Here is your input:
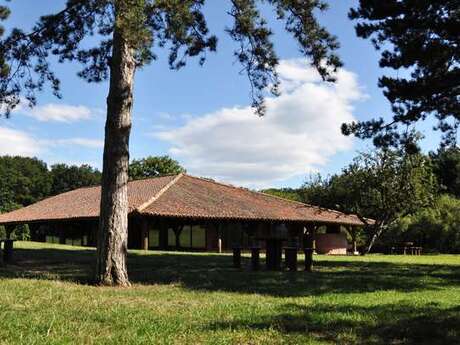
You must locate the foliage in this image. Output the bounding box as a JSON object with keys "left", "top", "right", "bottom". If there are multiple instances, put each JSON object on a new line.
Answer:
{"left": 302, "top": 148, "right": 437, "bottom": 253}
{"left": 0, "top": 3, "right": 10, "bottom": 80}
{"left": 261, "top": 187, "right": 302, "bottom": 202}
{"left": 0, "top": 0, "right": 342, "bottom": 117}
{"left": 430, "top": 146, "right": 460, "bottom": 198}
{"left": 0, "top": 156, "right": 52, "bottom": 211}
{"left": 50, "top": 163, "right": 101, "bottom": 195}
{"left": 128, "top": 155, "right": 185, "bottom": 180}
{"left": 1, "top": 242, "right": 459, "bottom": 344}
{"left": 382, "top": 195, "right": 460, "bottom": 253}
{"left": 342, "top": 0, "right": 460, "bottom": 147}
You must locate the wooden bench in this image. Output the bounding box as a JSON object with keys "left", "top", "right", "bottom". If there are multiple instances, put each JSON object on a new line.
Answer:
{"left": 0, "top": 239, "right": 16, "bottom": 264}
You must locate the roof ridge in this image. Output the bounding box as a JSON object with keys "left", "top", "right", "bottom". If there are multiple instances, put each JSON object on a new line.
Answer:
{"left": 127, "top": 173, "right": 185, "bottom": 183}
{"left": 136, "top": 173, "right": 184, "bottom": 212}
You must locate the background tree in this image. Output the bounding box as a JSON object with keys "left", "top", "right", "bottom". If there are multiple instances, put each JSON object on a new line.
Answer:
{"left": 430, "top": 147, "right": 460, "bottom": 198}
{"left": 261, "top": 187, "right": 302, "bottom": 202}
{"left": 342, "top": 0, "right": 460, "bottom": 147}
{"left": 0, "top": 156, "right": 52, "bottom": 210}
{"left": 50, "top": 164, "right": 102, "bottom": 195}
{"left": 129, "top": 155, "right": 185, "bottom": 180}
{"left": 383, "top": 195, "right": 460, "bottom": 254}
{"left": 302, "top": 147, "right": 437, "bottom": 253}
{"left": 0, "top": 0, "right": 341, "bottom": 286}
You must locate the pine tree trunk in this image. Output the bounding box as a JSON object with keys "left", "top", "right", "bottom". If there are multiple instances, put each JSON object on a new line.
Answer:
{"left": 96, "top": 24, "right": 136, "bottom": 286}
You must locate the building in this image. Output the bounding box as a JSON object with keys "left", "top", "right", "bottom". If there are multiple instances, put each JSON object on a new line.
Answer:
{"left": 0, "top": 173, "right": 364, "bottom": 254}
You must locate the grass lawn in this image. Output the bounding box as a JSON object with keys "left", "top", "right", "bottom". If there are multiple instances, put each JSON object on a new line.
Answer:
{"left": 0, "top": 242, "right": 459, "bottom": 345}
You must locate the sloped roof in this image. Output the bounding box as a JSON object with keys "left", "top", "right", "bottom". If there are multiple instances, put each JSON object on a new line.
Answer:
{"left": 0, "top": 173, "right": 364, "bottom": 226}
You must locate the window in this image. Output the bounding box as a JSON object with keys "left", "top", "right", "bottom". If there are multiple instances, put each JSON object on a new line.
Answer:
{"left": 180, "top": 226, "right": 191, "bottom": 247}
{"left": 45, "top": 236, "right": 59, "bottom": 244}
{"left": 168, "top": 228, "right": 176, "bottom": 247}
{"left": 192, "top": 226, "right": 206, "bottom": 248}
{"left": 149, "top": 229, "right": 160, "bottom": 248}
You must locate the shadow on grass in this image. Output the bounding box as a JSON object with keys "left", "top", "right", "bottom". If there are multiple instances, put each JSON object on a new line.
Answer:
{"left": 1, "top": 245, "right": 459, "bottom": 298}
{"left": 206, "top": 303, "right": 460, "bottom": 345}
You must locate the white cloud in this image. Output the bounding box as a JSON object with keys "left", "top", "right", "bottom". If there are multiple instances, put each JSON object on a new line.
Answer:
{"left": 22, "top": 103, "right": 93, "bottom": 123}
{"left": 0, "top": 124, "right": 103, "bottom": 160}
{"left": 51, "top": 138, "right": 104, "bottom": 149}
{"left": 155, "top": 59, "right": 366, "bottom": 187}
{"left": 0, "top": 127, "right": 43, "bottom": 156}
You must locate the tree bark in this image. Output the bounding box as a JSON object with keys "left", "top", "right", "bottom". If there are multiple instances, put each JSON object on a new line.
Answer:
{"left": 96, "top": 23, "right": 136, "bottom": 286}
{"left": 364, "top": 225, "right": 384, "bottom": 255}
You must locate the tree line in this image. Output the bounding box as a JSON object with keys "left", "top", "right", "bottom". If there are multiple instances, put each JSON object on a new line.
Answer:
{"left": 264, "top": 146, "right": 460, "bottom": 254}
{"left": 0, "top": 155, "right": 184, "bottom": 214}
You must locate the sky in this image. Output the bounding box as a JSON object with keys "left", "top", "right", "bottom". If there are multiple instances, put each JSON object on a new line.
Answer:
{"left": 0, "top": 1, "right": 443, "bottom": 189}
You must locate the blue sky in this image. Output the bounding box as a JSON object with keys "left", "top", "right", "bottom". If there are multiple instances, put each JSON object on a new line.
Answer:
{"left": 0, "top": 1, "right": 442, "bottom": 188}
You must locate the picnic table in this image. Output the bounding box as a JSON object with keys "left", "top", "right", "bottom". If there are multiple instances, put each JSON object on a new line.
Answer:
{"left": 390, "top": 242, "right": 422, "bottom": 255}
{"left": 0, "top": 239, "right": 16, "bottom": 264}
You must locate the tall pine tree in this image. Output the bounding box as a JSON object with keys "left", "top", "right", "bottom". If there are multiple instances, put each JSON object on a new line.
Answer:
{"left": 0, "top": 0, "right": 341, "bottom": 286}
{"left": 342, "top": 0, "right": 459, "bottom": 147}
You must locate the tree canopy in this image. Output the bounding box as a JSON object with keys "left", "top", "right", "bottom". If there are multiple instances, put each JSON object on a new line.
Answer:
{"left": 342, "top": 0, "right": 460, "bottom": 147}
{"left": 302, "top": 147, "right": 437, "bottom": 253}
{"left": 383, "top": 194, "right": 460, "bottom": 253}
{"left": 430, "top": 147, "right": 460, "bottom": 198}
{"left": 0, "top": 156, "right": 52, "bottom": 212}
{"left": 129, "top": 155, "right": 185, "bottom": 180}
{"left": 0, "top": 0, "right": 342, "bottom": 117}
{"left": 50, "top": 164, "right": 102, "bottom": 195}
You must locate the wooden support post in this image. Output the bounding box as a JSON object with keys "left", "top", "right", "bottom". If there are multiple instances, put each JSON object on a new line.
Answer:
{"left": 233, "top": 246, "right": 241, "bottom": 268}
{"left": 0, "top": 241, "right": 3, "bottom": 267}
{"left": 174, "top": 225, "right": 183, "bottom": 250}
{"left": 3, "top": 240, "right": 14, "bottom": 263}
{"left": 266, "top": 239, "right": 282, "bottom": 271}
{"left": 58, "top": 223, "right": 66, "bottom": 245}
{"left": 285, "top": 247, "right": 298, "bottom": 271}
{"left": 5, "top": 225, "right": 15, "bottom": 239}
{"left": 304, "top": 247, "right": 314, "bottom": 272}
{"left": 217, "top": 224, "right": 223, "bottom": 254}
{"left": 251, "top": 247, "right": 260, "bottom": 271}
{"left": 141, "top": 219, "right": 149, "bottom": 251}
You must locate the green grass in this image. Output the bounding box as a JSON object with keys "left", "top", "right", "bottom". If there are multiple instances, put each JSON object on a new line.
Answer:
{"left": 1, "top": 241, "right": 459, "bottom": 345}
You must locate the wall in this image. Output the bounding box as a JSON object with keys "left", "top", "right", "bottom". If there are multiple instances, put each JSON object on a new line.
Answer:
{"left": 315, "top": 233, "right": 348, "bottom": 255}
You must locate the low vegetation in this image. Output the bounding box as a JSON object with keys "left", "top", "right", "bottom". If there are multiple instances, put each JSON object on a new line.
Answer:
{"left": 1, "top": 242, "right": 459, "bottom": 344}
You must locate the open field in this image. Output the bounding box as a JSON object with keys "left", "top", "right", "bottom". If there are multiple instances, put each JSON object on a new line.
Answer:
{"left": 0, "top": 241, "right": 459, "bottom": 345}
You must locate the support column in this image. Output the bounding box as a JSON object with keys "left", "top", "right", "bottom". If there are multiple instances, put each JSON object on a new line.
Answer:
{"left": 5, "top": 225, "right": 15, "bottom": 239}
{"left": 141, "top": 218, "right": 149, "bottom": 251}
{"left": 217, "top": 223, "right": 223, "bottom": 253}
{"left": 304, "top": 224, "right": 317, "bottom": 272}
{"left": 58, "top": 223, "right": 66, "bottom": 245}
{"left": 233, "top": 246, "right": 241, "bottom": 268}
{"left": 251, "top": 246, "right": 260, "bottom": 270}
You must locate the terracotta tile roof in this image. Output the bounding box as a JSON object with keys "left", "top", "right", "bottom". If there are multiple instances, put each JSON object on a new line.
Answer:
{"left": 0, "top": 175, "right": 177, "bottom": 224}
{"left": 0, "top": 173, "right": 364, "bottom": 226}
{"left": 140, "top": 174, "right": 364, "bottom": 225}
